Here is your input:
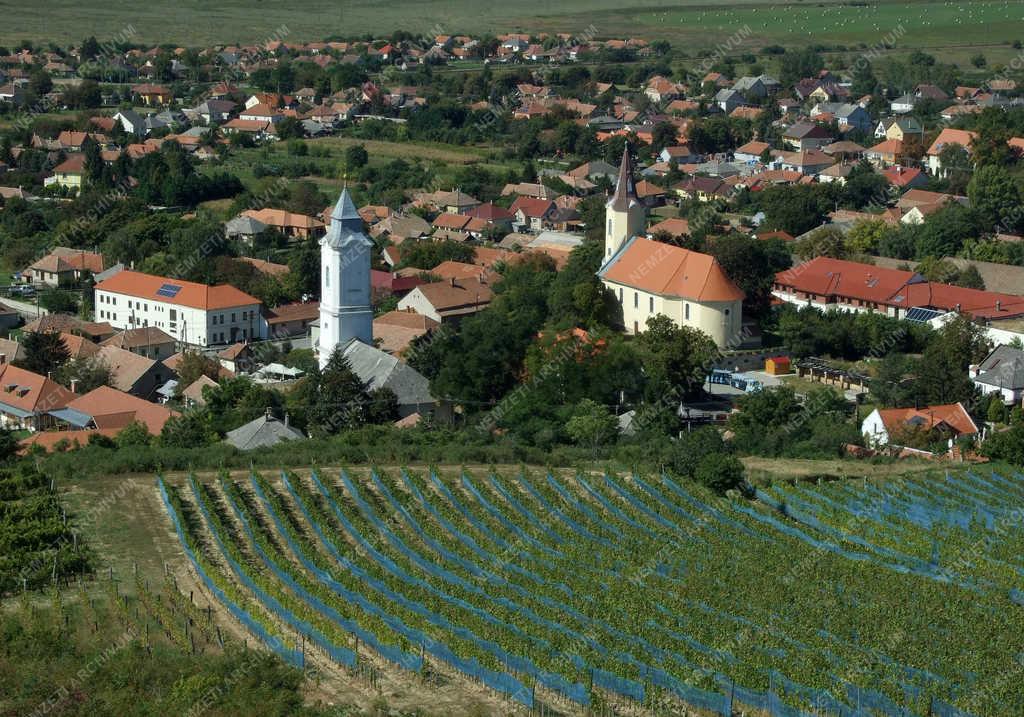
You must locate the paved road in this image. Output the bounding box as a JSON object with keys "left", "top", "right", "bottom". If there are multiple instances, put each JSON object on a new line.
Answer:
{"left": 0, "top": 296, "right": 46, "bottom": 320}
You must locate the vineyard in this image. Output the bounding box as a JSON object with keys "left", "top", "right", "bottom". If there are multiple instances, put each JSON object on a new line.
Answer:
{"left": 158, "top": 468, "right": 1024, "bottom": 717}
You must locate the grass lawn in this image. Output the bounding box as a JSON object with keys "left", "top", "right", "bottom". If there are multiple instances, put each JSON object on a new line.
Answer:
{"left": 4, "top": 0, "right": 1023, "bottom": 50}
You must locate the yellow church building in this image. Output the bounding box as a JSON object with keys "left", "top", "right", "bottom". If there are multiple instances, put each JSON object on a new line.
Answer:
{"left": 597, "top": 148, "right": 744, "bottom": 348}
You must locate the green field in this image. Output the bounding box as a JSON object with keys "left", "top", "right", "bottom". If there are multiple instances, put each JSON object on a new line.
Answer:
{"left": 130, "top": 465, "right": 1024, "bottom": 715}
{"left": 4, "top": 0, "right": 1024, "bottom": 51}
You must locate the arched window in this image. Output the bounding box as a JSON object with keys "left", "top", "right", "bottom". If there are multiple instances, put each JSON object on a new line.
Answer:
{"left": 607, "top": 218, "right": 612, "bottom": 236}
{"left": 325, "top": 266, "right": 330, "bottom": 288}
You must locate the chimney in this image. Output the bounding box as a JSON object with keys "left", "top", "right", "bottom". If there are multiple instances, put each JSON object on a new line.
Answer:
{"left": 0, "top": 353, "right": 5, "bottom": 365}
{"left": 70, "top": 379, "right": 78, "bottom": 393}
{"left": 265, "top": 406, "right": 271, "bottom": 420}
{"left": 449, "top": 277, "right": 456, "bottom": 287}
{"left": 284, "top": 412, "right": 290, "bottom": 427}
{"left": 996, "top": 300, "right": 1002, "bottom": 312}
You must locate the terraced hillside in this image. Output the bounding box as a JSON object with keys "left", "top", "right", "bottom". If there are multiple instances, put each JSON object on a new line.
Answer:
{"left": 159, "top": 468, "right": 1024, "bottom": 716}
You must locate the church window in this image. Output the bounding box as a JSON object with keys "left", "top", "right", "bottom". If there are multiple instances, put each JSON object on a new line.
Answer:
{"left": 634, "top": 292, "right": 638, "bottom": 309}
{"left": 685, "top": 303, "right": 690, "bottom": 320}
{"left": 649, "top": 297, "right": 654, "bottom": 313}
{"left": 618, "top": 288, "right": 623, "bottom": 302}
{"left": 724, "top": 308, "right": 730, "bottom": 316}
{"left": 325, "top": 266, "right": 330, "bottom": 287}
{"left": 607, "top": 218, "right": 612, "bottom": 235}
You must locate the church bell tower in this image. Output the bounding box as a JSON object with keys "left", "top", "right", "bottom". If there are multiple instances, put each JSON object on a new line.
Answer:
{"left": 605, "top": 144, "right": 646, "bottom": 261}
{"left": 318, "top": 186, "right": 373, "bottom": 368}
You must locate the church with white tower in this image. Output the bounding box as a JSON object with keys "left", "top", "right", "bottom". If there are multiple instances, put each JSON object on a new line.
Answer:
{"left": 317, "top": 186, "right": 374, "bottom": 368}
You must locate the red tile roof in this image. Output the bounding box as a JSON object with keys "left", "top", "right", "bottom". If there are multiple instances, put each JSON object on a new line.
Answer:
{"left": 602, "top": 236, "right": 744, "bottom": 302}
{"left": 0, "top": 363, "right": 75, "bottom": 415}
{"left": 877, "top": 403, "right": 978, "bottom": 438}
{"left": 927, "top": 128, "right": 977, "bottom": 156}
{"left": 509, "top": 196, "right": 555, "bottom": 218}
{"left": 66, "top": 385, "right": 177, "bottom": 434}
{"left": 94, "top": 270, "right": 261, "bottom": 311}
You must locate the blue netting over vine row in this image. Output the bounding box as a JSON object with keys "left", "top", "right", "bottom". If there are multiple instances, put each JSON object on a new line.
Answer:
{"left": 156, "top": 477, "right": 304, "bottom": 669}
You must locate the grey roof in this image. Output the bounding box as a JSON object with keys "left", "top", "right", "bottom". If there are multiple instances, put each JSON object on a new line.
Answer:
{"left": 94, "top": 263, "right": 125, "bottom": 283}
{"left": 323, "top": 187, "right": 372, "bottom": 250}
{"left": 974, "top": 345, "right": 1024, "bottom": 390}
{"left": 342, "top": 339, "right": 435, "bottom": 409}
{"left": 114, "top": 109, "right": 144, "bottom": 132}
{"left": 731, "top": 76, "right": 762, "bottom": 92}
{"left": 225, "top": 413, "right": 305, "bottom": 450}
{"left": 156, "top": 379, "right": 179, "bottom": 398}
{"left": 225, "top": 215, "right": 268, "bottom": 236}
{"left": 301, "top": 119, "right": 330, "bottom": 135}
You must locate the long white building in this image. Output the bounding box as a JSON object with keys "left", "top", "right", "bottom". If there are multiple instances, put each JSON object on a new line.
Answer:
{"left": 94, "top": 270, "right": 266, "bottom": 347}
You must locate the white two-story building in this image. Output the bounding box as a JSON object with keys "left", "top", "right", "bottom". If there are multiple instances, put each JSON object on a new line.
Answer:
{"left": 94, "top": 270, "right": 267, "bottom": 348}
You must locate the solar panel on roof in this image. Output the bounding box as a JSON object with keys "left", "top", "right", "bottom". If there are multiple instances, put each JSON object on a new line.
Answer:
{"left": 156, "top": 283, "right": 182, "bottom": 298}
{"left": 906, "top": 307, "right": 944, "bottom": 323}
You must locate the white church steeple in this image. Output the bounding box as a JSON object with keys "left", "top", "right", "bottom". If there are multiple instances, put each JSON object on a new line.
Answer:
{"left": 318, "top": 185, "right": 373, "bottom": 368}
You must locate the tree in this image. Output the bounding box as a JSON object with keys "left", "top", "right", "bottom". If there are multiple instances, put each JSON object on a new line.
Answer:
{"left": 666, "top": 426, "right": 728, "bottom": 477}
{"left": 80, "top": 36, "right": 100, "bottom": 60}
{"left": 708, "top": 234, "right": 790, "bottom": 316}
{"left": 82, "top": 136, "right": 104, "bottom": 187}
{"left": 176, "top": 350, "right": 221, "bottom": 387}
{"left": 18, "top": 331, "right": 70, "bottom": 376}
{"left": 275, "top": 117, "right": 304, "bottom": 140}
{"left": 850, "top": 59, "right": 878, "bottom": 97}
{"left": 693, "top": 453, "right": 746, "bottom": 495}
{"left": 54, "top": 357, "right": 112, "bottom": 393}
{"left": 0, "top": 428, "right": 19, "bottom": 464}
{"left": 115, "top": 420, "right": 152, "bottom": 447}
{"left": 967, "top": 165, "right": 1022, "bottom": 233}
{"left": 779, "top": 47, "right": 822, "bottom": 85}
{"left": 291, "top": 348, "right": 373, "bottom": 436}
{"left": 650, "top": 122, "right": 678, "bottom": 153}
{"left": 793, "top": 226, "right": 847, "bottom": 261}
{"left": 937, "top": 144, "right": 972, "bottom": 194}
{"left": 759, "top": 184, "right": 833, "bottom": 236}
{"left": 345, "top": 144, "right": 369, "bottom": 170}
{"left": 637, "top": 315, "right": 719, "bottom": 400}
{"left": 39, "top": 288, "right": 78, "bottom": 314}
{"left": 28, "top": 69, "right": 52, "bottom": 97}
{"left": 841, "top": 161, "right": 890, "bottom": 210}
{"left": 914, "top": 203, "right": 977, "bottom": 259}
{"left": 915, "top": 315, "right": 991, "bottom": 405}
{"left": 565, "top": 399, "right": 618, "bottom": 453}
{"left": 160, "top": 410, "right": 218, "bottom": 448}
{"left": 845, "top": 219, "right": 891, "bottom": 255}
{"left": 955, "top": 264, "right": 985, "bottom": 290}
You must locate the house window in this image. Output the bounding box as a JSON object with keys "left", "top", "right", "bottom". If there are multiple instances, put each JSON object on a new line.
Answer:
{"left": 618, "top": 288, "right": 623, "bottom": 302}
{"left": 607, "top": 218, "right": 612, "bottom": 236}
{"left": 231, "top": 313, "right": 236, "bottom": 323}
